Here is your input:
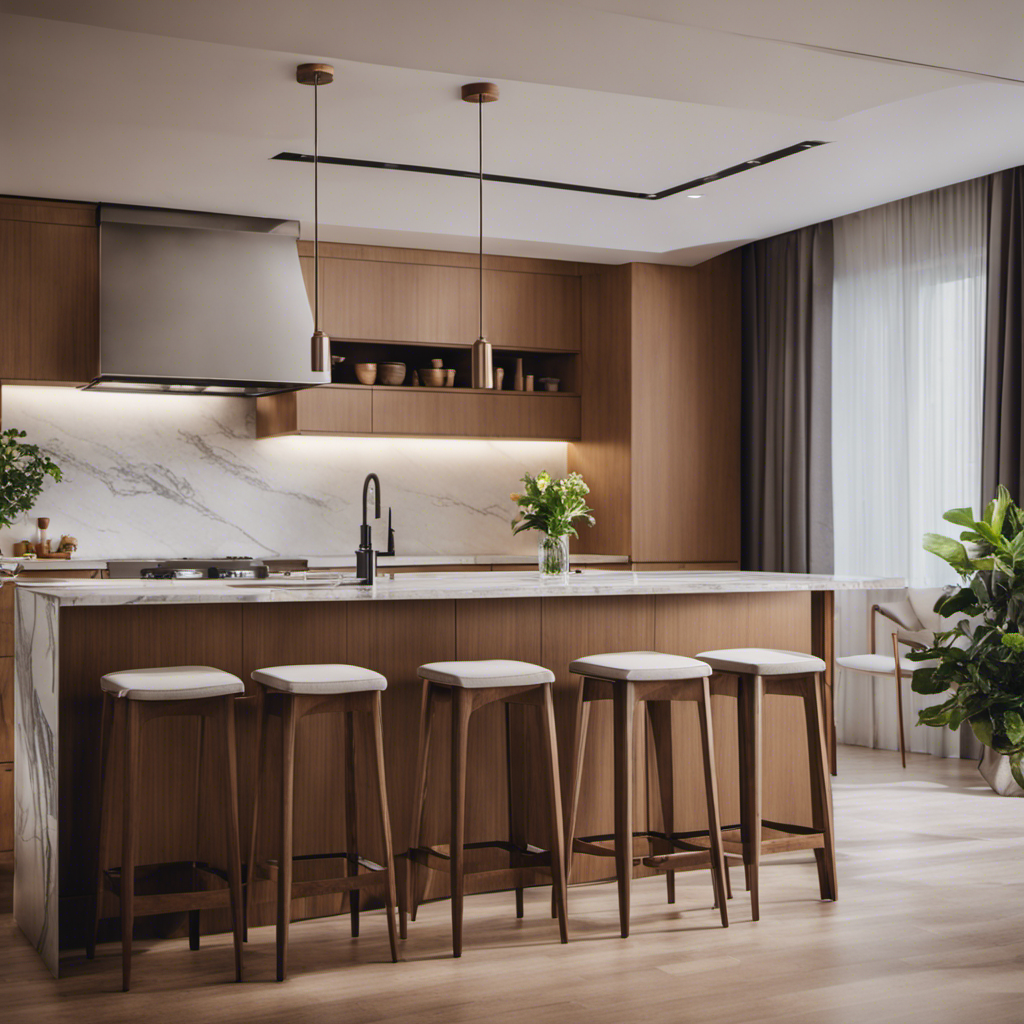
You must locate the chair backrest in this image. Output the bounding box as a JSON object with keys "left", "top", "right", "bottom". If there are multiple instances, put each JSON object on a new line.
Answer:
{"left": 907, "top": 587, "right": 952, "bottom": 632}
{"left": 872, "top": 586, "right": 955, "bottom": 653}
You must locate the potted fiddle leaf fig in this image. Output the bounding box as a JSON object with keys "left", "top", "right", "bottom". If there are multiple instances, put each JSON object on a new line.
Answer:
{"left": 0, "top": 428, "right": 62, "bottom": 529}
{"left": 909, "top": 485, "right": 1024, "bottom": 791}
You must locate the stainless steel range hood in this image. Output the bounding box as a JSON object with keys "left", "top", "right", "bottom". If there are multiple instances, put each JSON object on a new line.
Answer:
{"left": 86, "top": 205, "right": 330, "bottom": 396}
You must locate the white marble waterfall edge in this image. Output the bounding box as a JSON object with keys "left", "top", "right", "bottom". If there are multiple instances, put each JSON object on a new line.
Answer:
{"left": 13, "top": 588, "right": 59, "bottom": 976}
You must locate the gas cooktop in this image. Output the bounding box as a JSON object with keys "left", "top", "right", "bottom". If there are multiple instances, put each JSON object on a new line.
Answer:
{"left": 114, "top": 558, "right": 270, "bottom": 580}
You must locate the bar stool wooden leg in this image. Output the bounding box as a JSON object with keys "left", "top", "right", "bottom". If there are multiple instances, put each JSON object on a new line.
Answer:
{"left": 121, "top": 700, "right": 140, "bottom": 992}
{"left": 345, "top": 710, "right": 360, "bottom": 938}
{"left": 745, "top": 676, "right": 764, "bottom": 922}
{"left": 505, "top": 703, "right": 525, "bottom": 920}
{"left": 244, "top": 683, "right": 267, "bottom": 943}
{"left": 401, "top": 680, "right": 434, "bottom": 938}
{"left": 218, "top": 697, "right": 244, "bottom": 981}
{"left": 450, "top": 688, "right": 472, "bottom": 958}
{"left": 276, "top": 697, "right": 297, "bottom": 982}
{"left": 88, "top": 691, "right": 116, "bottom": 960}
{"left": 370, "top": 692, "right": 400, "bottom": 963}
{"left": 646, "top": 700, "right": 676, "bottom": 905}
{"left": 538, "top": 685, "right": 569, "bottom": 943}
{"left": 564, "top": 679, "right": 591, "bottom": 885}
{"left": 804, "top": 674, "right": 838, "bottom": 902}
{"left": 189, "top": 714, "right": 206, "bottom": 952}
{"left": 696, "top": 679, "right": 729, "bottom": 927}
{"left": 612, "top": 681, "right": 636, "bottom": 939}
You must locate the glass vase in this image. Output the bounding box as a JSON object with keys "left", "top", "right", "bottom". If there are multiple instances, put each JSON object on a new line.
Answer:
{"left": 538, "top": 533, "right": 570, "bottom": 576}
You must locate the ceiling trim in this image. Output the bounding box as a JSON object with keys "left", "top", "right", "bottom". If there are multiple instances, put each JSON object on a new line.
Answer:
{"left": 271, "top": 140, "right": 829, "bottom": 201}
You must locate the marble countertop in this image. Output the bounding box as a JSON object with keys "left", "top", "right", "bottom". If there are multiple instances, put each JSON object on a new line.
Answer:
{"left": 8, "top": 553, "right": 628, "bottom": 571}
{"left": 14, "top": 570, "right": 905, "bottom": 607}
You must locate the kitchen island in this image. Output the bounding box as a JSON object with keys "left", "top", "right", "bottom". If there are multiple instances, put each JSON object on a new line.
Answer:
{"left": 14, "top": 569, "right": 899, "bottom": 975}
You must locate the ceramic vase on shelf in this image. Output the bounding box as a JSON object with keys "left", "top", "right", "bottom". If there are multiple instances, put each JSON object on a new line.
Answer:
{"left": 538, "top": 533, "right": 570, "bottom": 576}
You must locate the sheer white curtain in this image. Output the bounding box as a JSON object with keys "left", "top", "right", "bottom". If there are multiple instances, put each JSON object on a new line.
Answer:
{"left": 832, "top": 178, "right": 987, "bottom": 757}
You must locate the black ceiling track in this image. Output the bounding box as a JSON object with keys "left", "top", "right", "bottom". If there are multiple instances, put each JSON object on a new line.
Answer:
{"left": 271, "top": 140, "right": 828, "bottom": 201}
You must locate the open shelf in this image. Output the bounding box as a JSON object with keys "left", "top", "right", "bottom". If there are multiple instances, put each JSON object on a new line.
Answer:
{"left": 329, "top": 339, "right": 578, "bottom": 394}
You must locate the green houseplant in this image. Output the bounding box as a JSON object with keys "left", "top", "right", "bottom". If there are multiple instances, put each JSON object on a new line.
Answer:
{"left": 0, "top": 428, "right": 62, "bottom": 530}
{"left": 510, "top": 470, "right": 595, "bottom": 575}
{"left": 909, "top": 485, "right": 1024, "bottom": 788}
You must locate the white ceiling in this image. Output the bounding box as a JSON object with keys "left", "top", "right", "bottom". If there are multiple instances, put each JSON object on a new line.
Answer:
{"left": 2, "top": 2, "right": 1023, "bottom": 265}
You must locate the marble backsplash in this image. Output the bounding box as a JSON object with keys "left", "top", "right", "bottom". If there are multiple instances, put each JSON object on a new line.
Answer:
{"left": 0, "top": 386, "right": 568, "bottom": 560}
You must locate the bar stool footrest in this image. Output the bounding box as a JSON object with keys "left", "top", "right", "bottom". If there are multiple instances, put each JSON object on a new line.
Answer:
{"left": 642, "top": 850, "right": 714, "bottom": 872}
{"left": 104, "top": 861, "right": 232, "bottom": 917}
{"left": 574, "top": 828, "right": 737, "bottom": 863}
{"left": 408, "top": 840, "right": 550, "bottom": 870}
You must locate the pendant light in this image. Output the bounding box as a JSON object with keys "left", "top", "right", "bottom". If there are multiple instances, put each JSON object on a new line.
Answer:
{"left": 297, "top": 62, "right": 334, "bottom": 373}
{"left": 462, "top": 82, "right": 499, "bottom": 388}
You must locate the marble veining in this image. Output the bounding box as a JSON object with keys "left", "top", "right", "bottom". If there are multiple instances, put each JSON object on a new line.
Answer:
{"left": 0, "top": 387, "right": 568, "bottom": 559}
{"left": 12, "top": 587, "right": 60, "bottom": 976}
{"left": 16, "top": 571, "right": 906, "bottom": 608}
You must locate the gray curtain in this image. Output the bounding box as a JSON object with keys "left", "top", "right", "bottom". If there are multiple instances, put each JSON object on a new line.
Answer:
{"left": 982, "top": 166, "right": 1024, "bottom": 505}
{"left": 741, "top": 223, "right": 834, "bottom": 573}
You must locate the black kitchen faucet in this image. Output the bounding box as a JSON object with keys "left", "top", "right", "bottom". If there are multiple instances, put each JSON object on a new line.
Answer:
{"left": 356, "top": 473, "right": 395, "bottom": 583}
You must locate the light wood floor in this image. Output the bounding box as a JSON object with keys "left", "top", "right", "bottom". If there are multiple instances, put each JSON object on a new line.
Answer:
{"left": 3, "top": 745, "right": 1022, "bottom": 1023}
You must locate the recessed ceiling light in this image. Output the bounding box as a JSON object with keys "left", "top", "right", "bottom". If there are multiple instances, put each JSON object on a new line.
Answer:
{"left": 686, "top": 193, "right": 704, "bottom": 199}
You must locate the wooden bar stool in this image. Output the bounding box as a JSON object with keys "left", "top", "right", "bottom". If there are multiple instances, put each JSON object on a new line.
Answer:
{"left": 565, "top": 652, "right": 730, "bottom": 938}
{"left": 400, "top": 659, "right": 568, "bottom": 958}
{"left": 245, "top": 664, "right": 398, "bottom": 981}
{"left": 695, "top": 647, "right": 836, "bottom": 921}
{"left": 87, "top": 666, "right": 245, "bottom": 992}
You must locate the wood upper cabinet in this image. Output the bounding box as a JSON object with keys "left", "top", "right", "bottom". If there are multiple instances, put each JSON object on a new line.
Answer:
{"left": 257, "top": 386, "right": 579, "bottom": 441}
{"left": 299, "top": 243, "right": 581, "bottom": 352}
{"left": 485, "top": 270, "right": 580, "bottom": 351}
{"left": 256, "top": 385, "right": 372, "bottom": 436}
{"left": 0, "top": 198, "right": 99, "bottom": 383}
{"left": 372, "top": 390, "right": 580, "bottom": 440}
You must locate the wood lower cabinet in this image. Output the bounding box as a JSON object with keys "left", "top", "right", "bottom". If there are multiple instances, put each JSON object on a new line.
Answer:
{"left": 0, "top": 763, "right": 12, "bottom": 855}
{"left": 0, "top": 198, "right": 99, "bottom": 383}
{"left": 0, "top": 650, "right": 11, "bottom": 856}
{"left": 257, "top": 386, "right": 581, "bottom": 441}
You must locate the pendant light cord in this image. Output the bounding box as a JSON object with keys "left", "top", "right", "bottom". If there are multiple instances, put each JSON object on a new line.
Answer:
{"left": 478, "top": 95, "right": 483, "bottom": 340}
{"left": 313, "top": 73, "right": 320, "bottom": 334}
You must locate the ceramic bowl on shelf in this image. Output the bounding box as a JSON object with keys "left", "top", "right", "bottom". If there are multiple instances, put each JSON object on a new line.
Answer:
{"left": 354, "top": 362, "right": 377, "bottom": 385}
{"left": 419, "top": 367, "right": 446, "bottom": 387}
{"left": 378, "top": 362, "right": 407, "bottom": 386}
{"left": 538, "top": 377, "right": 560, "bottom": 392}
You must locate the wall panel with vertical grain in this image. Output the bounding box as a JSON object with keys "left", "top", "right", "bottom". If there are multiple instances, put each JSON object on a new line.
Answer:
{"left": 570, "top": 254, "right": 741, "bottom": 565}
{"left": 631, "top": 256, "right": 741, "bottom": 563}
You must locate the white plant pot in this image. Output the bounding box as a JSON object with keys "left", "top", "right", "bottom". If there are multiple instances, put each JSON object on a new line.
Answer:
{"left": 979, "top": 746, "right": 1024, "bottom": 797}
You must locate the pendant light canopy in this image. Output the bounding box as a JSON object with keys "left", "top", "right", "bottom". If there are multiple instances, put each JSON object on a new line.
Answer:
{"left": 462, "top": 82, "right": 499, "bottom": 389}
{"left": 297, "top": 62, "right": 334, "bottom": 373}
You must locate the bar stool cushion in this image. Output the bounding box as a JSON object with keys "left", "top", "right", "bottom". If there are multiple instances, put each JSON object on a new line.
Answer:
{"left": 101, "top": 666, "right": 245, "bottom": 701}
{"left": 696, "top": 648, "right": 827, "bottom": 676}
{"left": 418, "top": 659, "right": 555, "bottom": 688}
{"left": 569, "top": 651, "right": 711, "bottom": 681}
{"left": 252, "top": 664, "right": 387, "bottom": 694}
